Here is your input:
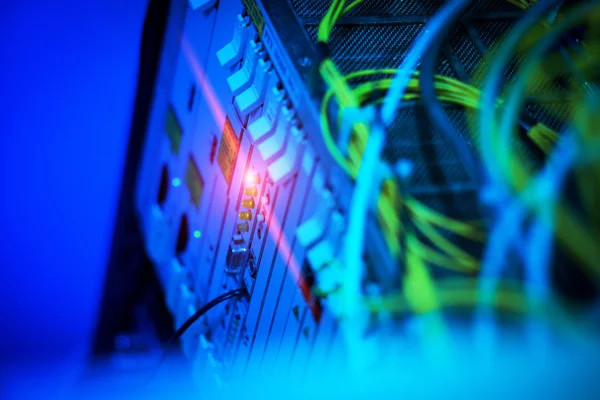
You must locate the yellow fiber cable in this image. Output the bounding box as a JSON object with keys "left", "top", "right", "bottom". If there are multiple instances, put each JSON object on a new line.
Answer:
{"left": 527, "top": 123, "right": 558, "bottom": 154}
{"left": 486, "top": 120, "right": 600, "bottom": 280}
{"left": 403, "top": 235, "right": 443, "bottom": 314}
{"left": 368, "top": 279, "right": 529, "bottom": 314}
{"left": 412, "top": 218, "right": 480, "bottom": 272}
{"left": 574, "top": 101, "right": 600, "bottom": 231}
{"left": 321, "top": 68, "right": 487, "bottom": 270}
{"left": 410, "top": 239, "right": 479, "bottom": 273}
{"left": 317, "top": 3, "right": 482, "bottom": 302}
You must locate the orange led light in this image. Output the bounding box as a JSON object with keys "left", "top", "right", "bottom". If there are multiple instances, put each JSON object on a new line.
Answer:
{"left": 246, "top": 172, "right": 260, "bottom": 185}
{"left": 238, "top": 210, "right": 253, "bottom": 220}
{"left": 242, "top": 198, "right": 255, "bottom": 209}
{"left": 244, "top": 186, "right": 258, "bottom": 197}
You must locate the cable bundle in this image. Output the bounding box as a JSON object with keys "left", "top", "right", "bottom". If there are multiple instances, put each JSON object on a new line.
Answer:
{"left": 315, "top": 0, "right": 600, "bottom": 343}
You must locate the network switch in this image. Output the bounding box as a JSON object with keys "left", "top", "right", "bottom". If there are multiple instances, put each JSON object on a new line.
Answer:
{"left": 134, "top": 0, "right": 600, "bottom": 395}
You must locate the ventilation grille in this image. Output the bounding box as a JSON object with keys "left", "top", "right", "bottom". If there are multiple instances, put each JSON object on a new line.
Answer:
{"left": 290, "top": 0, "right": 573, "bottom": 217}
{"left": 290, "top": 0, "right": 518, "bottom": 18}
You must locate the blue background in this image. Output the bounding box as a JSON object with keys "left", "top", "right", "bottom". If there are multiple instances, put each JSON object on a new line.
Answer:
{"left": 0, "top": 0, "right": 147, "bottom": 369}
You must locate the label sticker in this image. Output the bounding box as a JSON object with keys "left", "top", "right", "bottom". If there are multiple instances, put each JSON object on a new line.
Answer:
{"left": 165, "top": 105, "right": 183, "bottom": 154}
{"left": 217, "top": 116, "right": 240, "bottom": 186}
{"left": 186, "top": 156, "right": 204, "bottom": 208}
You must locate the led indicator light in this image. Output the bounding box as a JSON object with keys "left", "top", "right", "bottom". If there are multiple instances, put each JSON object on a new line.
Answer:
{"left": 244, "top": 186, "right": 258, "bottom": 197}
{"left": 241, "top": 198, "right": 255, "bottom": 209}
{"left": 246, "top": 172, "right": 260, "bottom": 185}
{"left": 238, "top": 210, "right": 253, "bottom": 220}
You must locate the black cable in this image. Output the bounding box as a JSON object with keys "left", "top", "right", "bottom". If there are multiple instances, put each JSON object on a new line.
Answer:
{"left": 419, "top": 0, "right": 481, "bottom": 185}
{"left": 167, "top": 289, "right": 246, "bottom": 349}
{"left": 148, "top": 288, "right": 247, "bottom": 383}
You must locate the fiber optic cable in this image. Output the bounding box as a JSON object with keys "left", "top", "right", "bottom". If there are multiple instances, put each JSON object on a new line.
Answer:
{"left": 318, "top": 1, "right": 479, "bottom": 318}
{"left": 403, "top": 234, "right": 452, "bottom": 354}
{"left": 341, "top": 111, "right": 387, "bottom": 368}
{"left": 527, "top": 123, "right": 559, "bottom": 154}
{"left": 317, "top": 0, "right": 371, "bottom": 178}
{"left": 316, "top": 0, "right": 596, "bottom": 350}
{"left": 497, "top": 1, "right": 599, "bottom": 187}
{"left": 419, "top": 0, "right": 480, "bottom": 184}
{"left": 366, "top": 277, "right": 588, "bottom": 344}
{"left": 574, "top": 98, "right": 600, "bottom": 227}
{"left": 319, "top": 68, "right": 485, "bottom": 270}
{"left": 322, "top": 69, "right": 486, "bottom": 272}
{"left": 370, "top": 278, "right": 532, "bottom": 315}
{"left": 476, "top": 191, "right": 526, "bottom": 358}
{"left": 317, "top": 1, "right": 419, "bottom": 357}
{"left": 476, "top": 133, "right": 580, "bottom": 355}
{"left": 479, "top": 0, "right": 562, "bottom": 185}
{"left": 479, "top": 0, "right": 600, "bottom": 276}
{"left": 381, "top": 0, "right": 472, "bottom": 126}
{"left": 508, "top": 0, "right": 530, "bottom": 10}
{"left": 475, "top": 136, "right": 579, "bottom": 355}
{"left": 523, "top": 134, "right": 578, "bottom": 351}
{"left": 322, "top": 68, "right": 482, "bottom": 174}
{"left": 321, "top": 2, "right": 540, "bottom": 276}
{"left": 495, "top": 0, "right": 600, "bottom": 278}
{"left": 480, "top": 3, "right": 600, "bottom": 341}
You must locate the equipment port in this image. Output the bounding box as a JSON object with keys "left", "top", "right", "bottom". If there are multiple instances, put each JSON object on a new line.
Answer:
{"left": 176, "top": 213, "right": 190, "bottom": 260}
{"left": 157, "top": 164, "right": 169, "bottom": 208}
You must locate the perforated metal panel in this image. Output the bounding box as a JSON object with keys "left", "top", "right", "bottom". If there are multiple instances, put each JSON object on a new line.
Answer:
{"left": 291, "top": 0, "right": 440, "bottom": 18}
{"left": 306, "top": 24, "right": 426, "bottom": 75}
{"left": 290, "top": 0, "right": 519, "bottom": 18}
{"left": 450, "top": 26, "right": 484, "bottom": 78}
{"left": 290, "top": 0, "right": 573, "bottom": 219}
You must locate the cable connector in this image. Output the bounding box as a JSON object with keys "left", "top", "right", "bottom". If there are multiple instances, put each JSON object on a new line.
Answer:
{"left": 315, "top": 41, "right": 331, "bottom": 61}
